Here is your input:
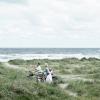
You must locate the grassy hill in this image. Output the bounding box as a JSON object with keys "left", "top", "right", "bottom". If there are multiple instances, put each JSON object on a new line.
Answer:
{"left": 0, "top": 58, "right": 100, "bottom": 100}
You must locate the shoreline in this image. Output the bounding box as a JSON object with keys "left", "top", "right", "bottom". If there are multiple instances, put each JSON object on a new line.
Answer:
{"left": 0, "top": 56, "right": 100, "bottom": 62}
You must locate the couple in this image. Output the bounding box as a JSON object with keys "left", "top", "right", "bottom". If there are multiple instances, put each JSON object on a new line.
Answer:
{"left": 35, "top": 63, "right": 53, "bottom": 83}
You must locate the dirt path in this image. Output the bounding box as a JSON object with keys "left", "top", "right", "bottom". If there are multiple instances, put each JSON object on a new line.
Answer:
{"left": 59, "top": 74, "right": 94, "bottom": 82}
{"left": 59, "top": 83, "right": 77, "bottom": 97}
{"left": 58, "top": 74, "right": 94, "bottom": 97}
{"left": 3, "top": 62, "right": 28, "bottom": 71}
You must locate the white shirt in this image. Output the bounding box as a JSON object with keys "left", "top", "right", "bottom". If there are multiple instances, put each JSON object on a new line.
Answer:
{"left": 46, "top": 71, "right": 53, "bottom": 83}
{"left": 35, "top": 65, "right": 43, "bottom": 73}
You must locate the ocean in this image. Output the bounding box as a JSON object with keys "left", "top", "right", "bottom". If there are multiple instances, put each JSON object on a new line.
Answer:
{"left": 0, "top": 48, "right": 100, "bottom": 62}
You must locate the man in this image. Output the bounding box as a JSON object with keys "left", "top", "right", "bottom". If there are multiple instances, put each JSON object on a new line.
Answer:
{"left": 35, "top": 63, "right": 43, "bottom": 82}
{"left": 35, "top": 63, "right": 42, "bottom": 73}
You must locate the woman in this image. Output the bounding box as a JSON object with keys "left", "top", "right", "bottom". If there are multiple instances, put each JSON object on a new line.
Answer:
{"left": 46, "top": 68, "right": 53, "bottom": 83}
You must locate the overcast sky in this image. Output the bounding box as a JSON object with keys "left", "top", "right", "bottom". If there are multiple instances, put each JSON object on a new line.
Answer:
{"left": 0, "top": 0, "right": 100, "bottom": 48}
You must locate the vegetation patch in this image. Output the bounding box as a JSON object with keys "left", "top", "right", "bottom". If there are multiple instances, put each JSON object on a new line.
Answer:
{"left": 1, "top": 58, "right": 100, "bottom": 100}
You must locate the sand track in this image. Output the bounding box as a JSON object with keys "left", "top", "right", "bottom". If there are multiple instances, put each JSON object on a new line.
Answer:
{"left": 3, "top": 62, "right": 28, "bottom": 71}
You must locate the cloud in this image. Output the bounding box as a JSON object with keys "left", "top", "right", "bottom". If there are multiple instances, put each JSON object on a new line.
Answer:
{"left": 0, "top": 0, "right": 100, "bottom": 47}
{"left": 0, "top": 0, "right": 27, "bottom": 4}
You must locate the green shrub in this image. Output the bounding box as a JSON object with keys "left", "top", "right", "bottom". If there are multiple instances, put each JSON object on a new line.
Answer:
{"left": 8, "top": 59, "right": 26, "bottom": 65}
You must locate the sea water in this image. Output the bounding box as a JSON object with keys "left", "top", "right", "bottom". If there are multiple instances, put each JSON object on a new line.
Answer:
{"left": 0, "top": 48, "right": 100, "bottom": 62}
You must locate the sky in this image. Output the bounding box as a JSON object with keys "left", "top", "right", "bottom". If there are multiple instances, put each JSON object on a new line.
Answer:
{"left": 0, "top": 0, "right": 100, "bottom": 48}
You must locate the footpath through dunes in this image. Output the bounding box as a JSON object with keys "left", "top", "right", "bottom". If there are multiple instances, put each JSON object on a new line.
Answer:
{"left": 59, "top": 83, "right": 77, "bottom": 97}
{"left": 58, "top": 74, "right": 94, "bottom": 82}
{"left": 58, "top": 74, "right": 95, "bottom": 97}
{"left": 3, "top": 62, "right": 28, "bottom": 71}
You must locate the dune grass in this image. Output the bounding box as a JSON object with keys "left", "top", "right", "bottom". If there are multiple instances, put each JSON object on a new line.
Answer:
{"left": 0, "top": 62, "right": 75, "bottom": 100}
{"left": 1, "top": 58, "right": 100, "bottom": 100}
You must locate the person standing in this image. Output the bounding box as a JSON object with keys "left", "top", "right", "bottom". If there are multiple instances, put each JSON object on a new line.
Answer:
{"left": 35, "top": 63, "right": 43, "bottom": 82}
{"left": 46, "top": 68, "right": 53, "bottom": 83}
{"left": 44, "top": 63, "right": 49, "bottom": 80}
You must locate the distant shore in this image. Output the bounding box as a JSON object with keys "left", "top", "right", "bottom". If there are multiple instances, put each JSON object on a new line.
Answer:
{"left": 0, "top": 54, "right": 100, "bottom": 62}
{"left": 0, "top": 48, "right": 100, "bottom": 62}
